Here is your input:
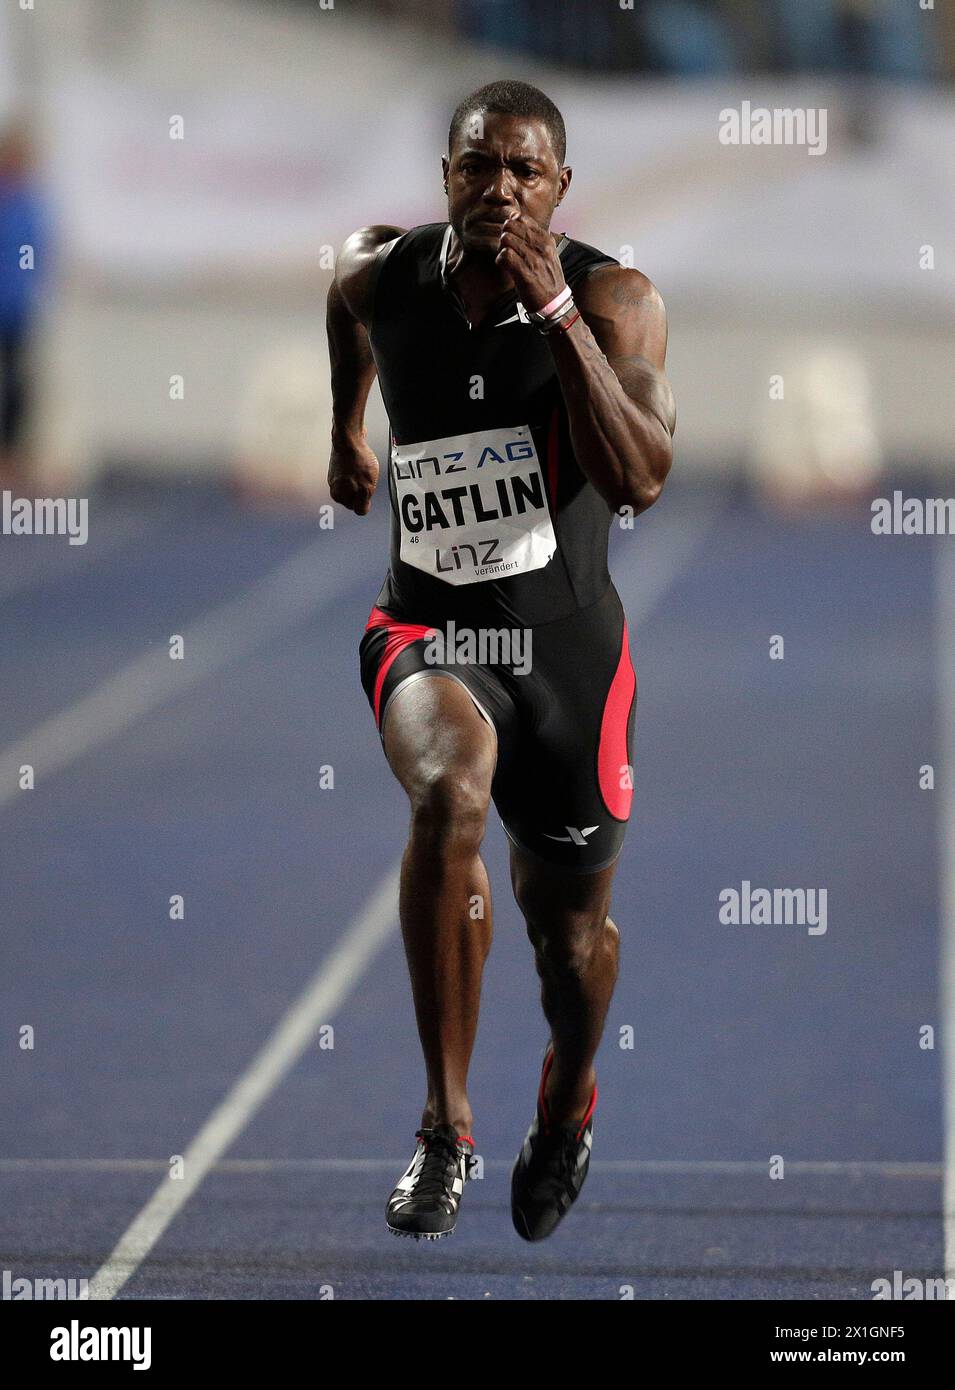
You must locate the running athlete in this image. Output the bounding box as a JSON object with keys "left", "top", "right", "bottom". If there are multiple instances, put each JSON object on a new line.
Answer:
{"left": 326, "top": 80, "right": 675, "bottom": 1242}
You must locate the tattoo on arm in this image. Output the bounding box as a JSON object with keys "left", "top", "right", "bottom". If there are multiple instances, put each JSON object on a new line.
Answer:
{"left": 608, "top": 281, "right": 656, "bottom": 312}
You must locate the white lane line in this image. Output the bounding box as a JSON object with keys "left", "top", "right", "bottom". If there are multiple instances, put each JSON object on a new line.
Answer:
{"left": 0, "top": 1160, "right": 171, "bottom": 1172}
{"left": 938, "top": 543, "right": 955, "bottom": 1289}
{"left": 85, "top": 863, "right": 402, "bottom": 1301}
{"left": 588, "top": 1160, "right": 941, "bottom": 1178}
{"left": 0, "top": 533, "right": 369, "bottom": 813}
{"left": 84, "top": 493, "right": 719, "bottom": 1300}
{"left": 1, "top": 1158, "right": 940, "bottom": 1176}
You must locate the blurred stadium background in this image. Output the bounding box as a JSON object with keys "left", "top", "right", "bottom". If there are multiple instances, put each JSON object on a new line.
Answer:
{"left": 3, "top": 0, "right": 954, "bottom": 1303}
{"left": 2, "top": 0, "right": 954, "bottom": 499}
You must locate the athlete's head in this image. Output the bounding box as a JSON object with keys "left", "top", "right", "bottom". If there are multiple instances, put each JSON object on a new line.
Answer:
{"left": 443, "top": 80, "right": 572, "bottom": 254}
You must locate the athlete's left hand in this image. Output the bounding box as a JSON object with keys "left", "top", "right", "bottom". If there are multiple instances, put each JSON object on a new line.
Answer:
{"left": 495, "top": 212, "right": 566, "bottom": 314}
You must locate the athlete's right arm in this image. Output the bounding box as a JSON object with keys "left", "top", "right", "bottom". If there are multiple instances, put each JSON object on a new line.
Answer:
{"left": 326, "top": 224, "right": 405, "bottom": 516}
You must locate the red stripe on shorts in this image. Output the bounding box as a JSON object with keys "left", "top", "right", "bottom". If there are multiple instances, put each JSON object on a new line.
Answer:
{"left": 597, "top": 619, "right": 636, "bottom": 820}
{"left": 366, "top": 606, "right": 436, "bottom": 727}
{"left": 546, "top": 405, "right": 560, "bottom": 513}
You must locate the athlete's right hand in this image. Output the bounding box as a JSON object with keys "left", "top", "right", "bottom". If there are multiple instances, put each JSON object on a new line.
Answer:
{"left": 327, "top": 436, "right": 379, "bottom": 516}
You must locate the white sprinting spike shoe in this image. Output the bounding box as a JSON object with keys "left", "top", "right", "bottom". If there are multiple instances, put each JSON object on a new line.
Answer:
{"left": 386, "top": 1123, "right": 475, "bottom": 1240}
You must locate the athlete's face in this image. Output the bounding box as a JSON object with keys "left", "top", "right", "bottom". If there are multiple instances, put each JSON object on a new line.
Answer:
{"left": 442, "top": 112, "right": 571, "bottom": 255}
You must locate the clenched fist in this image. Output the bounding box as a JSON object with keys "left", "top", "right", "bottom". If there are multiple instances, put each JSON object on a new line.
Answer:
{"left": 495, "top": 211, "right": 566, "bottom": 314}
{"left": 328, "top": 435, "right": 379, "bottom": 516}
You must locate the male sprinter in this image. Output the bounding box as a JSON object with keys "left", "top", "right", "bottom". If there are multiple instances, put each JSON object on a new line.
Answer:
{"left": 326, "top": 80, "right": 675, "bottom": 1241}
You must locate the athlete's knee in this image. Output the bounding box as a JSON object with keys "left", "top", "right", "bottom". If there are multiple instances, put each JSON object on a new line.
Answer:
{"left": 525, "top": 911, "right": 614, "bottom": 980}
{"left": 513, "top": 863, "right": 611, "bottom": 941}
{"left": 408, "top": 764, "right": 490, "bottom": 853}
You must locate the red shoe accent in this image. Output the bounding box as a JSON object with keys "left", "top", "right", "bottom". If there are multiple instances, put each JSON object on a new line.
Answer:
{"left": 415, "top": 1131, "right": 475, "bottom": 1146}
{"left": 537, "top": 1045, "right": 556, "bottom": 1133}
{"left": 538, "top": 1044, "right": 597, "bottom": 1139}
{"left": 575, "top": 1084, "right": 598, "bottom": 1142}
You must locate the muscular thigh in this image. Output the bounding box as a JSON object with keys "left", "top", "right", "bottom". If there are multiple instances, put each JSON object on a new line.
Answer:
{"left": 494, "top": 584, "right": 637, "bottom": 875}
{"left": 358, "top": 604, "right": 513, "bottom": 800}
{"left": 381, "top": 670, "right": 497, "bottom": 799}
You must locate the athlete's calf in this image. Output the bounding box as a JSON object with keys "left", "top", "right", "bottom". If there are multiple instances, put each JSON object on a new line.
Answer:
{"left": 510, "top": 844, "right": 620, "bottom": 1127}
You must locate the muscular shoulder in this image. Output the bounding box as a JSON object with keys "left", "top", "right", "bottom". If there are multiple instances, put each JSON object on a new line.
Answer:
{"left": 574, "top": 264, "right": 668, "bottom": 367}
{"left": 336, "top": 224, "right": 406, "bottom": 325}
{"left": 575, "top": 264, "right": 665, "bottom": 322}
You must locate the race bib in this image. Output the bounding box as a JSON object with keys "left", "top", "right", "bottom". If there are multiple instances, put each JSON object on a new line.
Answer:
{"left": 392, "top": 424, "right": 556, "bottom": 586}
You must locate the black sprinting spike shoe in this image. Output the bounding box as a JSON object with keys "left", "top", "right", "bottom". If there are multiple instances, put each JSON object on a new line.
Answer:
{"left": 386, "top": 1123, "right": 474, "bottom": 1240}
{"left": 511, "top": 1045, "right": 596, "bottom": 1242}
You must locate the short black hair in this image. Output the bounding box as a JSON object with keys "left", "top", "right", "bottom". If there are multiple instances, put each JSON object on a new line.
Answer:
{"left": 448, "top": 80, "right": 566, "bottom": 166}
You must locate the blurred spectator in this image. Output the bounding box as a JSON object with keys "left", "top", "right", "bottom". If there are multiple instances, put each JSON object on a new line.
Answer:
{"left": 0, "top": 120, "right": 49, "bottom": 486}
{"left": 641, "top": 1, "right": 740, "bottom": 74}
{"left": 374, "top": 0, "right": 945, "bottom": 79}
{"left": 453, "top": 0, "right": 640, "bottom": 70}
{"left": 762, "top": 0, "right": 935, "bottom": 79}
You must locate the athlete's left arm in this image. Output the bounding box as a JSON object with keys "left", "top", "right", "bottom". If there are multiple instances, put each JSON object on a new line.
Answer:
{"left": 549, "top": 264, "right": 676, "bottom": 515}
{"left": 497, "top": 215, "right": 675, "bottom": 515}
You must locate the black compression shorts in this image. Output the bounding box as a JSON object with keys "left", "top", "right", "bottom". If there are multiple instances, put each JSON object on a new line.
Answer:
{"left": 358, "top": 583, "right": 636, "bottom": 873}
